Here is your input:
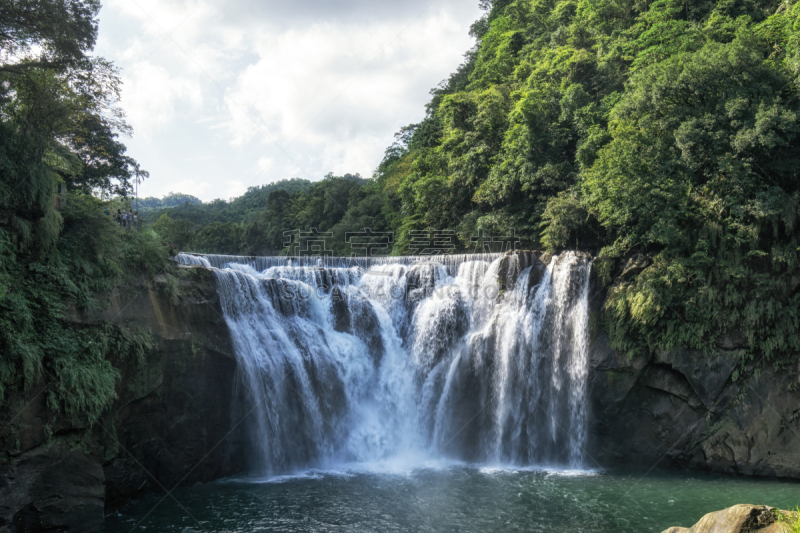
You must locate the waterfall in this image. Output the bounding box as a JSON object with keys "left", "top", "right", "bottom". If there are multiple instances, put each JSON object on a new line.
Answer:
{"left": 176, "top": 251, "right": 592, "bottom": 473}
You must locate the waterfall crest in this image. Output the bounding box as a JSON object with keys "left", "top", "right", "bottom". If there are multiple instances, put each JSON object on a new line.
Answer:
{"left": 176, "top": 251, "right": 592, "bottom": 473}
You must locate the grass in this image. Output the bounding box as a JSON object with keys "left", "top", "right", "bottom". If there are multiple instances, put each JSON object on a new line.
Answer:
{"left": 778, "top": 507, "right": 800, "bottom": 533}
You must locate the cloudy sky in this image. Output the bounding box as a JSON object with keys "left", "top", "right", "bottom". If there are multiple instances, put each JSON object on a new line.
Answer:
{"left": 94, "top": 0, "right": 483, "bottom": 202}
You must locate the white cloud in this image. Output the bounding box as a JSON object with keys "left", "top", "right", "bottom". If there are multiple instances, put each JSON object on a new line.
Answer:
{"left": 122, "top": 61, "right": 204, "bottom": 137}
{"left": 94, "top": 0, "right": 483, "bottom": 201}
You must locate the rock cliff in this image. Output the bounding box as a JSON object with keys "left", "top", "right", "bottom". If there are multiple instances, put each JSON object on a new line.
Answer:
{"left": 587, "top": 261, "right": 800, "bottom": 478}
{"left": 0, "top": 265, "right": 249, "bottom": 532}
{"left": 2, "top": 256, "right": 799, "bottom": 532}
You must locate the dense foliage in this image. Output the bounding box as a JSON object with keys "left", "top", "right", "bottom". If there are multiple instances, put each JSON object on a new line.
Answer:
{"left": 3, "top": 0, "right": 799, "bottom": 427}
{"left": 135, "top": 192, "right": 202, "bottom": 215}
{"left": 0, "top": 0, "right": 169, "bottom": 427}
{"left": 423, "top": 0, "right": 800, "bottom": 367}
{"left": 150, "top": 174, "right": 394, "bottom": 255}
{"left": 397, "top": 0, "right": 800, "bottom": 368}
{"left": 153, "top": 0, "right": 800, "bottom": 369}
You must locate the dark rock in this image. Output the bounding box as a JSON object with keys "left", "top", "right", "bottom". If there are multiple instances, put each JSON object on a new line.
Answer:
{"left": 330, "top": 286, "right": 351, "bottom": 333}
{"left": 329, "top": 286, "right": 384, "bottom": 364}
{"left": 717, "top": 331, "right": 749, "bottom": 351}
{"left": 589, "top": 325, "right": 800, "bottom": 477}
{"left": 1, "top": 446, "right": 104, "bottom": 532}
{"left": 639, "top": 364, "right": 705, "bottom": 409}
{"left": 350, "top": 300, "right": 384, "bottom": 364}
{"left": 656, "top": 347, "right": 740, "bottom": 411}
{"left": 591, "top": 378, "right": 707, "bottom": 467}
{"left": 1, "top": 266, "right": 249, "bottom": 530}
{"left": 619, "top": 254, "right": 650, "bottom": 281}
{"left": 527, "top": 261, "right": 548, "bottom": 289}
{"left": 497, "top": 250, "right": 546, "bottom": 290}
{"left": 696, "top": 366, "right": 800, "bottom": 477}
{"left": 588, "top": 332, "right": 649, "bottom": 419}
{"left": 101, "top": 339, "right": 247, "bottom": 507}
{"left": 405, "top": 264, "right": 438, "bottom": 301}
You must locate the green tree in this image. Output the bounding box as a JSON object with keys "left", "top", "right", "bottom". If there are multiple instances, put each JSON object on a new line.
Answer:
{"left": 0, "top": 0, "right": 161, "bottom": 425}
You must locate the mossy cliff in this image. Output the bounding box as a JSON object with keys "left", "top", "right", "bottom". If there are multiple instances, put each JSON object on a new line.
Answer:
{"left": 1, "top": 254, "right": 799, "bottom": 532}
{"left": 588, "top": 255, "right": 800, "bottom": 478}
{"left": 0, "top": 266, "right": 248, "bottom": 531}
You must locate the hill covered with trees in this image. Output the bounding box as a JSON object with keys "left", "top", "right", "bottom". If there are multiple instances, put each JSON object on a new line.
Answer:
{"left": 158, "top": 0, "right": 800, "bottom": 373}
{"left": 135, "top": 192, "right": 203, "bottom": 215}
{"left": 0, "top": 0, "right": 173, "bottom": 423}
{"left": 386, "top": 0, "right": 800, "bottom": 375}
{"left": 2, "top": 0, "right": 799, "bottom": 429}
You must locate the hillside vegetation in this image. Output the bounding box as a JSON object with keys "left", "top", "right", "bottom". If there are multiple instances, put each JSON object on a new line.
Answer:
{"left": 397, "top": 0, "right": 800, "bottom": 371}
{"left": 0, "top": 0, "right": 171, "bottom": 427}
{"left": 2, "top": 0, "right": 799, "bottom": 427}
{"left": 135, "top": 192, "right": 202, "bottom": 215}
{"left": 156, "top": 0, "right": 800, "bottom": 370}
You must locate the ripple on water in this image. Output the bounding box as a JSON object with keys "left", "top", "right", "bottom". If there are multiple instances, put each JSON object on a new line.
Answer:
{"left": 103, "top": 466, "right": 800, "bottom": 533}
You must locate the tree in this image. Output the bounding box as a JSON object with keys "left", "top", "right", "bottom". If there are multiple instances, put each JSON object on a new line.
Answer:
{"left": 0, "top": 0, "right": 100, "bottom": 73}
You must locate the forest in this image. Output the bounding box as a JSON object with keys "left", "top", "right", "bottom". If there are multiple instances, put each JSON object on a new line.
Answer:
{"left": 0, "top": 0, "right": 171, "bottom": 423}
{"left": 2, "top": 0, "right": 800, "bottom": 422}
{"left": 151, "top": 0, "right": 800, "bottom": 372}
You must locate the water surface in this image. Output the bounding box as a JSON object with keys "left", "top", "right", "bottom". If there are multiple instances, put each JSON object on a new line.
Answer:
{"left": 103, "top": 465, "right": 800, "bottom": 532}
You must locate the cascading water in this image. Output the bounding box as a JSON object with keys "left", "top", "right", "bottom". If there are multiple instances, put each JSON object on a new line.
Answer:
{"left": 176, "top": 251, "right": 592, "bottom": 474}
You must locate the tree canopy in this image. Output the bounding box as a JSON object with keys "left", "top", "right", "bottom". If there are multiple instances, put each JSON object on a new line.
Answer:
{"left": 3, "top": 0, "right": 797, "bottom": 420}
{"left": 0, "top": 0, "right": 160, "bottom": 423}
{"left": 0, "top": 0, "right": 100, "bottom": 73}
{"left": 156, "top": 0, "right": 800, "bottom": 371}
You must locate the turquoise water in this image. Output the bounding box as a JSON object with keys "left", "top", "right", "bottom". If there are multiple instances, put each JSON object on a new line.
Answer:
{"left": 103, "top": 464, "right": 800, "bottom": 532}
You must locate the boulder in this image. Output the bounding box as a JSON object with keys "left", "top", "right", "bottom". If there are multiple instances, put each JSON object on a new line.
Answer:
{"left": 660, "top": 504, "right": 790, "bottom": 533}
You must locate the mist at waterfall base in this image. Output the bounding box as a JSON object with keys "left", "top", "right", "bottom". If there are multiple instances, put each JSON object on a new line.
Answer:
{"left": 178, "top": 251, "right": 591, "bottom": 473}
{"left": 103, "top": 252, "right": 800, "bottom": 532}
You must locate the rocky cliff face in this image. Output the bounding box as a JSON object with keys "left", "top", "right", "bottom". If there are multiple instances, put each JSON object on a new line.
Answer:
{"left": 0, "top": 265, "right": 249, "bottom": 532}
{"left": 587, "top": 267, "right": 800, "bottom": 478}
{"left": 2, "top": 256, "right": 799, "bottom": 532}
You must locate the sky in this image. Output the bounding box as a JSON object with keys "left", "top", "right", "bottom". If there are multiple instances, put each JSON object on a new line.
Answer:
{"left": 94, "top": 0, "right": 483, "bottom": 202}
